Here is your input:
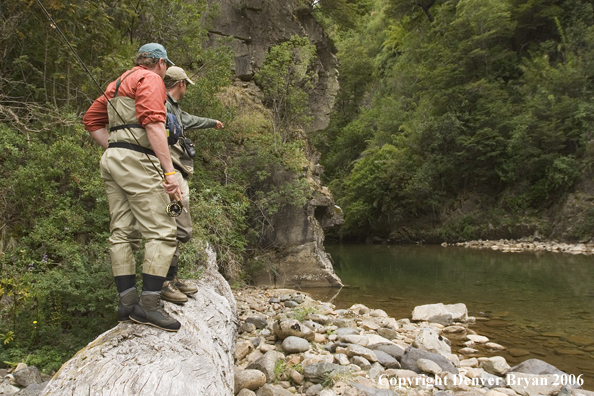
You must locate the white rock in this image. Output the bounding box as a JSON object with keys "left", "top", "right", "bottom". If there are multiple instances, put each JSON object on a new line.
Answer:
{"left": 360, "top": 319, "right": 380, "bottom": 331}
{"left": 491, "top": 387, "right": 521, "bottom": 396}
{"left": 506, "top": 373, "right": 562, "bottom": 396}
{"left": 346, "top": 344, "right": 378, "bottom": 362}
{"left": 467, "top": 334, "right": 489, "bottom": 343}
{"left": 485, "top": 342, "right": 506, "bottom": 350}
{"left": 443, "top": 325, "right": 466, "bottom": 333}
{"left": 446, "top": 353, "right": 460, "bottom": 367}
{"left": 339, "top": 335, "right": 369, "bottom": 346}
{"left": 349, "top": 304, "right": 371, "bottom": 315}
{"left": 481, "top": 356, "right": 510, "bottom": 376}
{"left": 234, "top": 340, "right": 255, "bottom": 360}
{"left": 460, "top": 358, "right": 479, "bottom": 368}
{"left": 459, "top": 347, "right": 479, "bottom": 355}
{"left": 486, "top": 391, "right": 510, "bottom": 396}
{"left": 334, "top": 353, "right": 350, "bottom": 366}
{"left": 413, "top": 327, "right": 451, "bottom": 356}
{"left": 412, "top": 303, "right": 468, "bottom": 322}
{"left": 370, "top": 309, "right": 388, "bottom": 318}
{"left": 234, "top": 369, "right": 266, "bottom": 394}
{"left": 465, "top": 368, "right": 485, "bottom": 379}
{"left": 365, "top": 334, "right": 395, "bottom": 346}
{"left": 417, "top": 358, "right": 442, "bottom": 375}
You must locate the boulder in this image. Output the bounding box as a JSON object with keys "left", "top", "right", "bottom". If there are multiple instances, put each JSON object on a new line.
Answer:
{"left": 400, "top": 347, "right": 459, "bottom": 374}
{"left": 480, "top": 357, "right": 510, "bottom": 376}
{"left": 365, "top": 334, "right": 393, "bottom": 346}
{"left": 411, "top": 303, "right": 468, "bottom": 323}
{"left": 303, "top": 320, "right": 325, "bottom": 333}
{"left": 273, "top": 319, "right": 315, "bottom": 341}
{"left": 281, "top": 336, "right": 310, "bottom": 354}
{"left": 303, "top": 363, "right": 350, "bottom": 384}
{"left": 246, "top": 317, "right": 268, "bottom": 329}
{"left": 345, "top": 345, "right": 378, "bottom": 362}
{"left": 412, "top": 328, "right": 451, "bottom": 356}
{"left": 377, "top": 328, "right": 399, "bottom": 340}
{"left": 368, "top": 343, "right": 405, "bottom": 361}
{"left": 477, "top": 372, "right": 506, "bottom": 389}
{"left": 507, "top": 359, "right": 568, "bottom": 376}
{"left": 467, "top": 335, "right": 489, "bottom": 343}
{"left": 247, "top": 351, "right": 285, "bottom": 382}
{"left": 506, "top": 373, "right": 563, "bottom": 396}
{"left": 506, "top": 359, "right": 583, "bottom": 391}
{"left": 256, "top": 384, "right": 294, "bottom": 396}
{"left": 352, "top": 383, "right": 398, "bottom": 396}
{"left": 350, "top": 356, "right": 371, "bottom": 370}
{"left": 334, "top": 353, "right": 350, "bottom": 366}
{"left": 417, "top": 359, "right": 442, "bottom": 375}
{"left": 15, "top": 382, "right": 49, "bottom": 396}
{"left": 339, "top": 335, "right": 368, "bottom": 346}
{"left": 235, "top": 369, "right": 266, "bottom": 395}
{"left": 235, "top": 340, "right": 256, "bottom": 360}
{"left": 373, "top": 350, "right": 401, "bottom": 369}
{"left": 13, "top": 366, "right": 42, "bottom": 387}
{"left": 335, "top": 328, "right": 359, "bottom": 337}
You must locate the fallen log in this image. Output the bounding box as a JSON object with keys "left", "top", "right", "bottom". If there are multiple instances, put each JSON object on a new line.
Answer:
{"left": 40, "top": 246, "right": 238, "bottom": 396}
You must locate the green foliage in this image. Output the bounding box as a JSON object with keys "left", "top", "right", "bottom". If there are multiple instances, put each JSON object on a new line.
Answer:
{"left": 292, "top": 304, "right": 320, "bottom": 322}
{"left": 0, "top": 121, "right": 114, "bottom": 373}
{"left": 317, "top": 0, "right": 594, "bottom": 240}
{"left": 273, "top": 359, "right": 287, "bottom": 384}
{"left": 255, "top": 36, "right": 317, "bottom": 141}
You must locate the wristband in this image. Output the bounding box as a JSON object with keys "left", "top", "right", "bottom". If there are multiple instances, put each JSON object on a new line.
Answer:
{"left": 164, "top": 171, "right": 176, "bottom": 176}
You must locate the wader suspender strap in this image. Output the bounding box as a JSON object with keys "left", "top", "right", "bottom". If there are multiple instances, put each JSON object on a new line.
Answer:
{"left": 109, "top": 70, "right": 142, "bottom": 132}
{"left": 107, "top": 69, "right": 152, "bottom": 154}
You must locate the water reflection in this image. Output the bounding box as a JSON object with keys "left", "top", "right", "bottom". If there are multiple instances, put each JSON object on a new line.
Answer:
{"left": 309, "top": 244, "right": 594, "bottom": 389}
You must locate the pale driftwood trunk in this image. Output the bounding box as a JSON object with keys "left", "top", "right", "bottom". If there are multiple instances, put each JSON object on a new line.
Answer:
{"left": 41, "top": 246, "right": 238, "bottom": 396}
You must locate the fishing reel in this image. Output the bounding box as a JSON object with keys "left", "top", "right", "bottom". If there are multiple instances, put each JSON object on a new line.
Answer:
{"left": 166, "top": 200, "right": 183, "bottom": 217}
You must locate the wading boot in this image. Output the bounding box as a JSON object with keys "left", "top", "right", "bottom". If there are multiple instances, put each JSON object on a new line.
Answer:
{"left": 174, "top": 275, "right": 198, "bottom": 296}
{"left": 117, "top": 287, "right": 138, "bottom": 322}
{"left": 161, "top": 280, "right": 188, "bottom": 304}
{"left": 130, "top": 292, "right": 181, "bottom": 332}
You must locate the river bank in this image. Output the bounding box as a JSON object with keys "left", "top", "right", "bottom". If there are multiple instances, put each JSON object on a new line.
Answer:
{"left": 445, "top": 239, "right": 594, "bottom": 255}
{"left": 233, "top": 286, "right": 594, "bottom": 396}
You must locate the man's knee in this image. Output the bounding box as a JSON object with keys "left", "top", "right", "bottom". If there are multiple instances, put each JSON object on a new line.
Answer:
{"left": 177, "top": 229, "right": 192, "bottom": 244}
{"left": 110, "top": 226, "right": 137, "bottom": 244}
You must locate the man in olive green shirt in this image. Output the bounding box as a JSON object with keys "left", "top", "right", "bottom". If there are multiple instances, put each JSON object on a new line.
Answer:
{"left": 161, "top": 66, "right": 224, "bottom": 303}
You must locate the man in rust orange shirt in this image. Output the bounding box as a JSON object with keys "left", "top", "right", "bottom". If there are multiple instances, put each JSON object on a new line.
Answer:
{"left": 83, "top": 43, "right": 182, "bottom": 331}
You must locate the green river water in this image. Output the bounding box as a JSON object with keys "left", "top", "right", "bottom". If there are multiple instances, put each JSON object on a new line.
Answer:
{"left": 307, "top": 243, "right": 594, "bottom": 390}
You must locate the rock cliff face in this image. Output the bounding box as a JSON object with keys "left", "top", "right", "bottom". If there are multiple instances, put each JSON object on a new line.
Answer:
{"left": 206, "top": 0, "right": 339, "bottom": 131}
{"left": 206, "top": 0, "right": 343, "bottom": 288}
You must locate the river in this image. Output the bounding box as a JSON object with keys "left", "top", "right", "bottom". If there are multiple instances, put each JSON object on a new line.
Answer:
{"left": 308, "top": 243, "right": 594, "bottom": 389}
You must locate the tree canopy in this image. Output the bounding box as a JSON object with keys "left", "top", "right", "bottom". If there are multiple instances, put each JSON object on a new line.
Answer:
{"left": 315, "top": 0, "right": 594, "bottom": 241}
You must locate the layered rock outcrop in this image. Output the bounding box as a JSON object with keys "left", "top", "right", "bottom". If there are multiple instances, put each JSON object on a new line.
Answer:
{"left": 206, "top": 0, "right": 339, "bottom": 131}
{"left": 206, "top": 0, "right": 343, "bottom": 288}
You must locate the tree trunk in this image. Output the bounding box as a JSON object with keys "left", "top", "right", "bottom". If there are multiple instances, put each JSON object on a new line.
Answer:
{"left": 40, "top": 246, "right": 238, "bottom": 396}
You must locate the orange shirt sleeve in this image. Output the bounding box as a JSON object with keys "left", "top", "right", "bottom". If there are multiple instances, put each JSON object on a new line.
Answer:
{"left": 82, "top": 81, "right": 116, "bottom": 132}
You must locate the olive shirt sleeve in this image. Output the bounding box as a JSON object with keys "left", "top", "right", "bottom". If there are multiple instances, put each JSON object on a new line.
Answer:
{"left": 179, "top": 110, "right": 217, "bottom": 131}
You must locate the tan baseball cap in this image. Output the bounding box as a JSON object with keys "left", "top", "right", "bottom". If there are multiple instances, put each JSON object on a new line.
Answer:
{"left": 165, "top": 66, "right": 194, "bottom": 85}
